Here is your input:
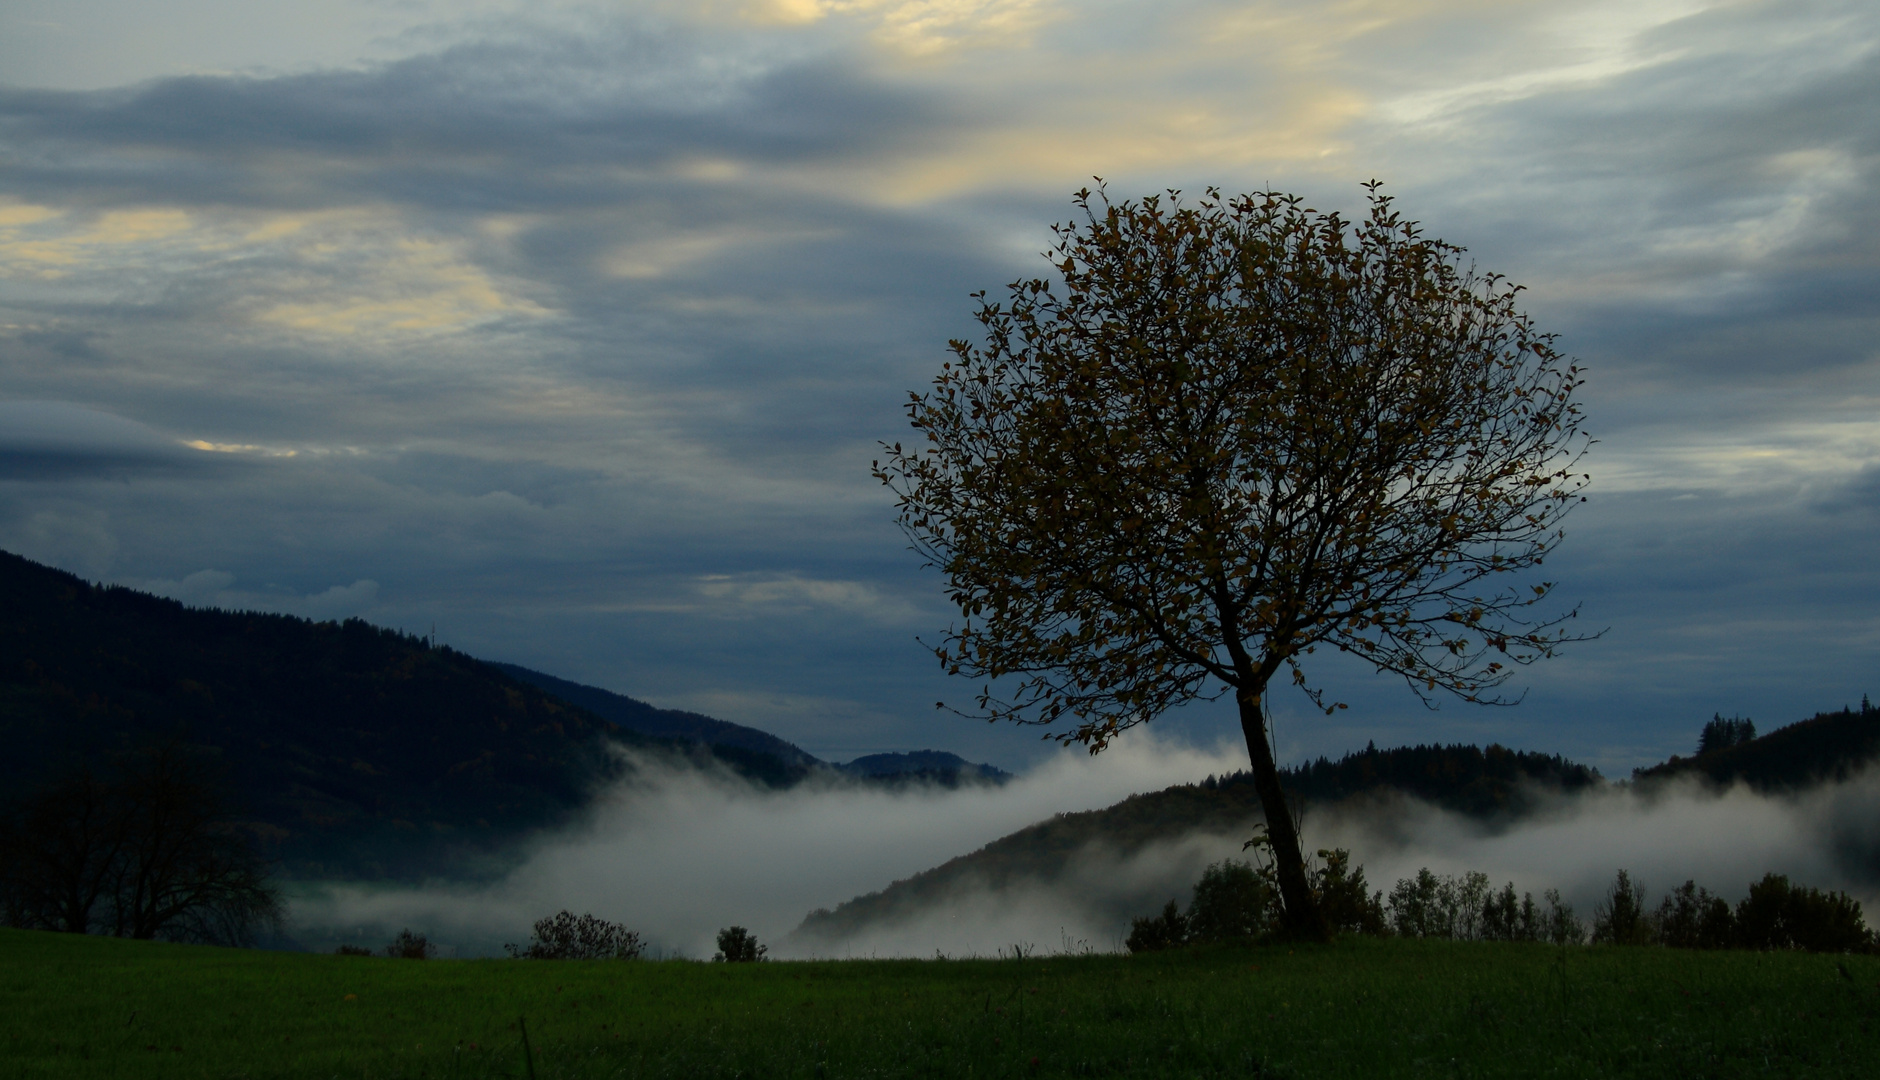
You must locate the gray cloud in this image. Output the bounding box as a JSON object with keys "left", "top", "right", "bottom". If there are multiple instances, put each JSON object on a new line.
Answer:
{"left": 0, "top": 3, "right": 1876, "bottom": 773}
{"left": 0, "top": 27, "right": 950, "bottom": 213}
{"left": 1331, "top": 2, "right": 1876, "bottom": 463}
{"left": 138, "top": 567, "right": 382, "bottom": 620}
{"left": 0, "top": 400, "right": 216, "bottom": 479}
{"left": 359, "top": 451, "right": 607, "bottom": 509}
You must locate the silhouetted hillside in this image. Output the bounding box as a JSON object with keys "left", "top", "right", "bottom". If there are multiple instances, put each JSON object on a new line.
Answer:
{"left": 0, "top": 551, "right": 792, "bottom": 879}
{"left": 790, "top": 742, "right": 1599, "bottom": 946}
{"left": 1634, "top": 702, "right": 1880, "bottom": 791}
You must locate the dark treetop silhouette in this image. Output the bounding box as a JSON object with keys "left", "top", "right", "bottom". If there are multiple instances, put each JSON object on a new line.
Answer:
{"left": 876, "top": 183, "right": 1591, "bottom": 938}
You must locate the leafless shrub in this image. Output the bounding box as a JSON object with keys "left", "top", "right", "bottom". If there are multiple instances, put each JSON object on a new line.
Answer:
{"left": 505, "top": 910, "right": 644, "bottom": 960}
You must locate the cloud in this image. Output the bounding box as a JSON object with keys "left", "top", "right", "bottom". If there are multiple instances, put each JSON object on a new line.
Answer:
{"left": 0, "top": 507, "right": 120, "bottom": 576}
{"left": 0, "top": 25, "right": 948, "bottom": 212}
{"left": 0, "top": 400, "right": 212, "bottom": 479}
{"left": 0, "top": 0, "right": 1877, "bottom": 776}
{"left": 694, "top": 572, "right": 925, "bottom": 623}
{"left": 359, "top": 451, "right": 606, "bottom": 509}
{"left": 140, "top": 567, "right": 382, "bottom": 620}
{"left": 301, "top": 579, "right": 382, "bottom": 619}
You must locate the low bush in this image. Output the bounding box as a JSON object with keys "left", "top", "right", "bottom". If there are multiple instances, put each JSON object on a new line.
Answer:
{"left": 1125, "top": 901, "right": 1190, "bottom": 954}
{"left": 383, "top": 929, "right": 432, "bottom": 959}
{"left": 1127, "top": 848, "right": 1382, "bottom": 952}
{"left": 1186, "top": 859, "right": 1273, "bottom": 943}
{"left": 506, "top": 911, "right": 645, "bottom": 961}
{"left": 713, "top": 926, "right": 766, "bottom": 962}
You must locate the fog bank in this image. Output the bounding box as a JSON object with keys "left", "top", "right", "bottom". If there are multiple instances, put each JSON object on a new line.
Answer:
{"left": 289, "top": 737, "right": 1880, "bottom": 958}
{"left": 290, "top": 733, "right": 1248, "bottom": 957}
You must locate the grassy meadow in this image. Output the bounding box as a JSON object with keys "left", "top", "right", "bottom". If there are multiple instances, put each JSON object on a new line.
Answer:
{"left": 4, "top": 928, "right": 1877, "bottom": 1079}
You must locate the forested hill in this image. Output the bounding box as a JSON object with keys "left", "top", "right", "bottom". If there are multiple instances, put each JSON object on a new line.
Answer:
{"left": 0, "top": 550, "right": 771, "bottom": 879}
{"left": 1633, "top": 703, "right": 1880, "bottom": 790}
{"left": 1216, "top": 741, "right": 1601, "bottom": 817}
{"left": 789, "top": 742, "right": 1600, "bottom": 947}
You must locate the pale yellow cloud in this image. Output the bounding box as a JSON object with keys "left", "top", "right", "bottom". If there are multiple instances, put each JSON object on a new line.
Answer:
{"left": 0, "top": 201, "right": 62, "bottom": 228}
{"left": 602, "top": 223, "right": 838, "bottom": 280}
{"left": 235, "top": 211, "right": 554, "bottom": 338}
{"left": 735, "top": 0, "right": 1058, "bottom": 52}
{"left": 857, "top": 85, "right": 1368, "bottom": 204}
{"left": 0, "top": 201, "right": 551, "bottom": 339}
{"left": 604, "top": 232, "right": 748, "bottom": 281}
{"left": 1596, "top": 414, "right": 1880, "bottom": 497}
{"left": 0, "top": 205, "right": 195, "bottom": 277}
{"left": 182, "top": 440, "right": 300, "bottom": 457}
{"left": 722, "top": 0, "right": 1726, "bottom": 207}
{"left": 81, "top": 209, "right": 194, "bottom": 245}
{"left": 800, "top": 1, "right": 1387, "bottom": 203}
{"left": 256, "top": 235, "right": 551, "bottom": 337}
{"left": 1373, "top": 0, "right": 1719, "bottom": 126}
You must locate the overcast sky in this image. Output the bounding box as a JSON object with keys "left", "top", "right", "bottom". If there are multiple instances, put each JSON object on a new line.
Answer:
{"left": 1, "top": 0, "right": 1874, "bottom": 773}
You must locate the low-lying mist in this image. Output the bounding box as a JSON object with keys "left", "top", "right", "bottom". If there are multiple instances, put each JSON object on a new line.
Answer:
{"left": 289, "top": 735, "right": 1880, "bottom": 959}
{"left": 289, "top": 734, "right": 1247, "bottom": 957}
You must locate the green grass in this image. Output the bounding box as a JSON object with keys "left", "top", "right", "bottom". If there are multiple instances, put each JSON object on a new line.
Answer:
{"left": 4, "top": 928, "right": 1877, "bottom": 1078}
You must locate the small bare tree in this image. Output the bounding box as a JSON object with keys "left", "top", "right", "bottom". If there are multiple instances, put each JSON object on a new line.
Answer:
{"left": 0, "top": 738, "right": 281, "bottom": 945}
{"left": 0, "top": 762, "right": 125, "bottom": 933}
{"left": 876, "top": 183, "right": 1591, "bottom": 937}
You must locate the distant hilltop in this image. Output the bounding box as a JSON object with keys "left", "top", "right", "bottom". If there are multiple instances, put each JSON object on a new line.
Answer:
{"left": 837, "top": 750, "right": 1010, "bottom": 786}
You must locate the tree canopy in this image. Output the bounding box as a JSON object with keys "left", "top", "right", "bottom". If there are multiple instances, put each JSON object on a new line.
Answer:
{"left": 876, "top": 183, "right": 1590, "bottom": 936}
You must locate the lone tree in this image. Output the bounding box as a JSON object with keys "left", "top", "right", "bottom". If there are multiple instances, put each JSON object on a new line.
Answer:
{"left": 875, "top": 184, "right": 1590, "bottom": 938}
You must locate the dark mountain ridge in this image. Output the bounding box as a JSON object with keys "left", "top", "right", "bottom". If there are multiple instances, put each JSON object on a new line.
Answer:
{"left": 0, "top": 551, "right": 799, "bottom": 879}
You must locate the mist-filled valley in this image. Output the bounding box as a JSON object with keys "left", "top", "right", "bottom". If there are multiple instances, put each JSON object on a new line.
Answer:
{"left": 287, "top": 732, "right": 1880, "bottom": 960}
{"left": 7, "top": 547, "right": 1878, "bottom": 963}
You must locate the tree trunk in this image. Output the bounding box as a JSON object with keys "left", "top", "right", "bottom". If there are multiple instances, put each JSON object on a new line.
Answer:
{"left": 1236, "top": 689, "right": 1330, "bottom": 941}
